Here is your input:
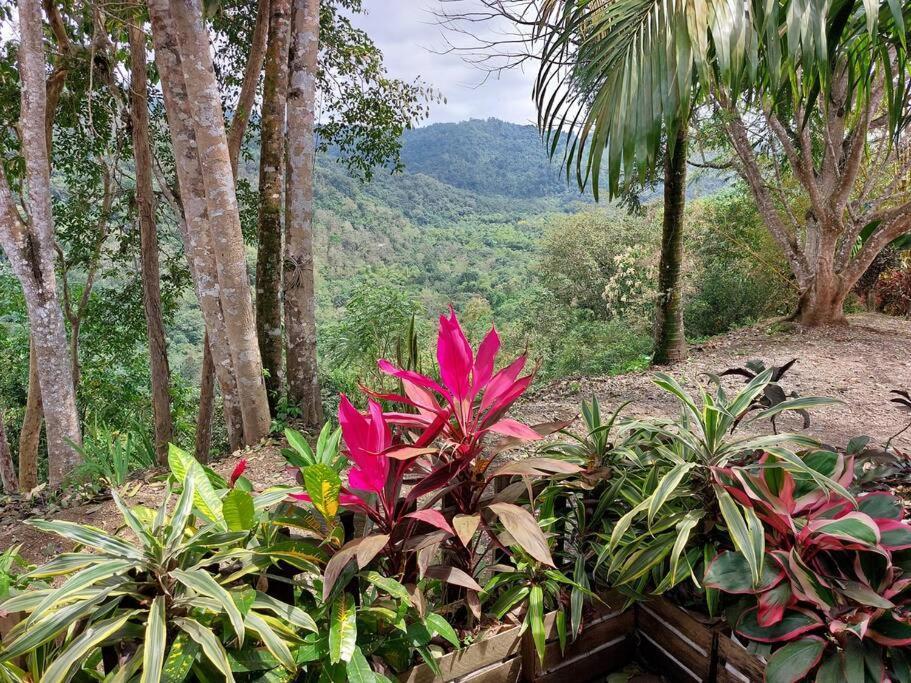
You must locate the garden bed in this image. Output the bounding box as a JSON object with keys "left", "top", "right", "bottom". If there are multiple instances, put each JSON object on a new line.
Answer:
{"left": 399, "top": 594, "right": 764, "bottom": 683}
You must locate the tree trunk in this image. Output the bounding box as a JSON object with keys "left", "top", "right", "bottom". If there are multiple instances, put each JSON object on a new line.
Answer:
{"left": 195, "top": 0, "right": 271, "bottom": 453}
{"left": 0, "top": 410, "right": 18, "bottom": 494}
{"left": 168, "top": 0, "right": 271, "bottom": 444}
{"left": 148, "top": 0, "right": 270, "bottom": 447}
{"left": 794, "top": 270, "right": 848, "bottom": 327}
{"left": 0, "top": 0, "right": 82, "bottom": 488}
{"left": 18, "top": 339, "right": 42, "bottom": 492}
{"left": 257, "top": 0, "right": 292, "bottom": 412}
{"left": 129, "top": 12, "right": 174, "bottom": 464}
{"left": 652, "top": 129, "right": 688, "bottom": 366}
{"left": 284, "top": 0, "right": 323, "bottom": 427}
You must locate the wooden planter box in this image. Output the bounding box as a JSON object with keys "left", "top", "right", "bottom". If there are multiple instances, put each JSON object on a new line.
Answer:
{"left": 399, "top": 596, "right": 764, "bottom": 683}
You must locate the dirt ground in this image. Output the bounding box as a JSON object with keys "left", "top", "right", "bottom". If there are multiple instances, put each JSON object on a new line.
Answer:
{"left": 1, "top": 312, "right": 909, "bottom": 564}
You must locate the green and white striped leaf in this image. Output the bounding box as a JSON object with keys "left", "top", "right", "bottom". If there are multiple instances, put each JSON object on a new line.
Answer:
{"left": 245, "top": 612, "right": 296, "bottom": 671}
{"left": 172, "top": 568, "right": 245, "bottom": 646}
{"left": 252, "top": 593, "right": 317, "bottom": 632}
{"left": 25, "top": 519, "right": 144, "bottom": 560}
{"left": 174, "top": 617, "right": 234, "bottom": 683}
{"left": 28, "top": 559, "right": 135, "bottom": 624}
{"left": 141, "top": 597, "right": 167, "bottom": 683}
{"left": 41, "top": 613, "right": 134, "bottom": 683}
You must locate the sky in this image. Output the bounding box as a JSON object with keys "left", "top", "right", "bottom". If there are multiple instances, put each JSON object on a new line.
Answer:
{"left": 348, "top": 0, "right": 538, "bottom": 125}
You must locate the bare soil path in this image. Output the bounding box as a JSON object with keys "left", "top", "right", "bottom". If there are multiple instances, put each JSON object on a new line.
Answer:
{"left": 515, "top": 312, "right": 911, "bottom": 450}
{"left": 1, "top": 313, "right": 908, "bottom": 564}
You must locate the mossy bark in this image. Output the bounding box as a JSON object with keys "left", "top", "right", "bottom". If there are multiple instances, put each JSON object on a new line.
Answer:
{"left": 256, "top": 0, "right": 292, "bottom": 411}
{"left": 652, "top": 129, "right": 688, "bottom": 366}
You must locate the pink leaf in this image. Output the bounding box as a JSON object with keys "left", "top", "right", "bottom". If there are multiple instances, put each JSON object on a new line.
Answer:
{"left": 405, "top": 509, "right": 454, "bottom": 535}
{"left": 485, "top": 419, "right": 542, "bottom": 441}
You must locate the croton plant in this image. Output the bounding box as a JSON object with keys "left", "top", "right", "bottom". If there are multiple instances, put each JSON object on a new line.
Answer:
{"left": 707, "top": 450, "right": 911, "bottom": 682}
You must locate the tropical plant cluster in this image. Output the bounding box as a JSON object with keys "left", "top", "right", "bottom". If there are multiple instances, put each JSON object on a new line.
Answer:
{"left": 1, "top": 311, "right": 910, "bottom": 683}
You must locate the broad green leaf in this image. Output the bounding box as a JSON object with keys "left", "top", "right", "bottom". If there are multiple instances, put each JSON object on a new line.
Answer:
{"left": 425, "top": 613, "right": 460, "bottom": 648}
{"left": 716, "top": 488, "right": 764, "bottom": 586}
{"left": 161, "top": 632, "right": 199, "bottom": 683}
{"left": 0, "top": 590, "right": 113, "bottom": 660}
{"left": 142, "top": 597, "right": 167, "bottom": 683}
{"left": 329, "top": 594, "right": 357, "bottom": 664}
{"left": 765, "top": 637, "right": 826, "bottom": 683}
{"left": 175, "top": 617, "right": 235, "bottom": 682}
{"left": 172, "top": 568, "right": 245, "bottom": 646}
{"left": 168, "top": 444, "right": 223, "bottom": 526}
{"left": 703, "top": 551, "right": 781, "bottom": 594}
{"left": 362, "top": 571, "right": 412, "bottom": 603}
{"left": 737, "top": 608, "right": 823, "bottom": 642}
{"left": 303, "top": 463, "right": 341, "bottom": 521}
{"left": 223, "top": 488, "right": 256, "bottom": 532}
{"left": 345, "top": 647, "right": 375, "bottom": 683}
{"left": 528, "top": 585, "right": 546, "bottom": 662}
{"left": 27, "top": 559, "right": 135, "bottom": 623}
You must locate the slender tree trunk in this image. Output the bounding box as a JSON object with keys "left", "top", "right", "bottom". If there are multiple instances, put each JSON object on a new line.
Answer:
{"left": 257, "top": 0, "right": 291, "bottom": 412}
{"left": 18, "top": 340, "right": 42, "bottom": 492}
{"left": 0, "top": 0, "right": 82, "bottom": 487}
{"left": 652, "top": 128, "right": 688, "bottom": 366}
{"left": 0, "top": 410, "right": 17, "bottom": 494}
{"left": 148, "top": 0, "right": 270, "bottom": 447}
{"left": 195, "top": 0, "right": 270, "bottom": 455}
{"left": 284, "top": 0, "right": 323, "bottom": 427}
{"left": 129, "top": 12, "right": 174, "bottom": 464}
{"left": 194, "top": 333, "right": 216, "bottom": 461}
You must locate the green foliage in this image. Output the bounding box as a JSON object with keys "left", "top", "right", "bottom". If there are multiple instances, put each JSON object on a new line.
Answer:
{"left": 0, "top": 473, "right": 311, "bottom": 681}
{"left": 68, "top": 422, "right": 157, "bottom": 488}
{"left": 684, "top": 190, "right": 795, "bottom": 337}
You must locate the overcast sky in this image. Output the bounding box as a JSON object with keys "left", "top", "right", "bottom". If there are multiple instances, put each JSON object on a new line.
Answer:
{"left": 348, "top": 0, "right": 538, "bottom": 125}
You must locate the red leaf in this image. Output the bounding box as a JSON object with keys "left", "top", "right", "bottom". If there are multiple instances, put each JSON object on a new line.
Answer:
{"left": 425, "top": 565, "right": 483, "bottom": 592}
{"left": 230, "top": 459, "right": 247, "bottom": 486}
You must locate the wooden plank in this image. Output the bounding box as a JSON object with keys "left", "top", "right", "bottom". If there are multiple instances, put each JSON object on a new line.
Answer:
{"left": 398, "top": 623, "right": 523, "bottom": 683}
{"left": 461, "top": 656, "right": 523, "bottom": 683}
{"left": 636, "top": 633, "right": 704, "bottom": 683}
{"left": 643, "top": 599, "right": 715, "bottom": 653}
{"left": 534, "top": 636, "right": 634, "bottom": 683}
{"left": 537, "top": 609, "right": 635, "bottom": 673}
{"left": 716, "top": 634, "right": 764, "bottom": 683}
{"left": 636, "top": 609, "right": 711, "bottom": 680}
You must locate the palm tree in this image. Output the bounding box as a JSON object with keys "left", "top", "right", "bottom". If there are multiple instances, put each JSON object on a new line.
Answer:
{"left": 531, "top": 0, "right": 909, "bottom": 328}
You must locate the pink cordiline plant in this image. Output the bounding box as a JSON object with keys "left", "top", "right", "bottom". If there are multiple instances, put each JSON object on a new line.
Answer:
{"left": 706, "top": 451, "right": 911, "bottom": 679}
{"left": 297, "top": 310, "right": 578, "bottom": 594}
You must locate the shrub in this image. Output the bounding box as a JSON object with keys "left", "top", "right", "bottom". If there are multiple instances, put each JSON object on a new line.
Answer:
{"left": 708, "top": 451, "right": 911, "bottom": 680}
{"left": 685, "top": 189, "right": 796, "bottom": 337}
{"left": 68, "top": 421, "right": 157, "bottom": 488}
{"left": 875, "top": 267, "right": 911, "bottom": 316}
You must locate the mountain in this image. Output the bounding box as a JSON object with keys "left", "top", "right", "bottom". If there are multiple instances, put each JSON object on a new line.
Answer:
{"left": 398, "top": 118, "right": 584, "bottom": 199}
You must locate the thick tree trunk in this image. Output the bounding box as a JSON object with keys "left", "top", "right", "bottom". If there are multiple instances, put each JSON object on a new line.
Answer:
{"left": 794, "top": 271, "right": 849, "bottom": 326}
{"left": 0, "top": 0, "right": 82, "bottom": 488}
{"left": 168, "top": 0, "right": 271, "bottom": 444}
{"left": 284, "top": 0, "right": 323, "bottom": 427}
{"left": 18, "top": 339, "right": 42, "bottom": 492}
{"left": 148, "top": 0, "right": 270, "bottom": 447}
{"left": 129, "top": 13, "right": 174, "bottom": 464}
{"left": 257, "top": 0, "right": 291, "bottom": 412}
{"left": 652, "top": 129, "right": 688, "bottom": 366}
{"left": 196, "top": 0, "right": 271, "bottom": 453}
{"left": 0, "top": 410, "right": 18, "bottom": 494}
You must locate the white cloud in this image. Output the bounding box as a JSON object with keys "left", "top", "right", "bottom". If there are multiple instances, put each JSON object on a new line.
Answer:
{"left": 347, "top": 0, "right": 538, "bottom": 125}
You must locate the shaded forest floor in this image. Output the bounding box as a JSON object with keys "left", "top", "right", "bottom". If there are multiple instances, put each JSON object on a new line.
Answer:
{"left": 2, "top": 312, "right": 909, "bottom": 564}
